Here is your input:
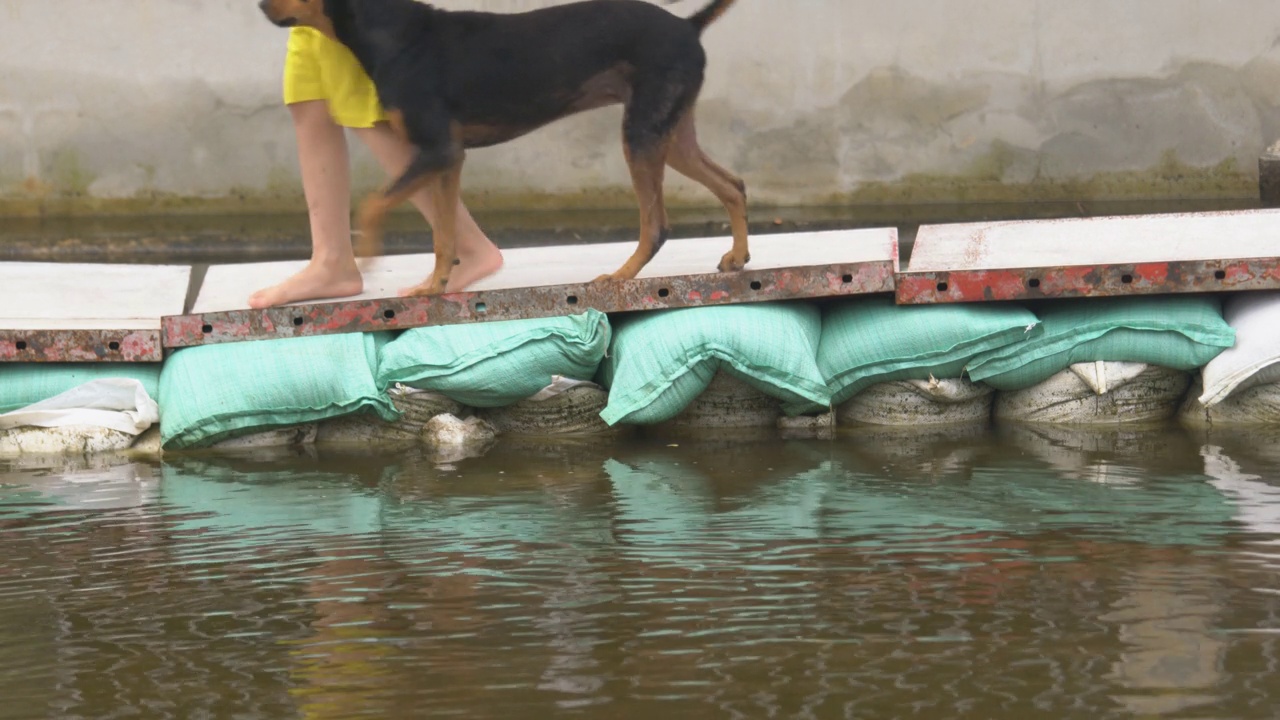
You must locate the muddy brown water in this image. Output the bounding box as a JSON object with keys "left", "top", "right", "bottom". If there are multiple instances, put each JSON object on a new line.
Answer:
{"left": 4, "top": 423, "right": 1280, "bottom": 719}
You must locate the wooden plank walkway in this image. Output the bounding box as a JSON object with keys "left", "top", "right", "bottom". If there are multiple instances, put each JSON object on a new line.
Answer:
{"left": 0, "top": 263, "right": 191, "bottom": 362}
{"left": 897, "top": 209, "right": 1280, "bottom": 304}
{"left": 164, "top": 229, "right": 899, "bottom": 349}
{"left": 7, "top": 208, "right": 1278, "bottom": 361}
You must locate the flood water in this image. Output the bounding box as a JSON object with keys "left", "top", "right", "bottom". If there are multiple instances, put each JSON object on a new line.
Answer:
{"left": 4, "top": 423, "right": 1280, "bottom": 719}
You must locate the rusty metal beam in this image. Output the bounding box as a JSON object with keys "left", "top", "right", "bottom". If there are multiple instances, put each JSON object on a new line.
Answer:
{"left": 898, "top": 209, "right": 1280, "bottom": 305}
{"left": 164, "top": 262, "right": 894, "bottom": 348}
{"left": 0, "top": 329, "right": 163, "bottom": 363}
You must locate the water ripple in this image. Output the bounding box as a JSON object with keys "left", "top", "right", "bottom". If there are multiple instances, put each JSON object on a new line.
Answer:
{"left": 0, "top": 427, "right": 1278, "bottom": 717}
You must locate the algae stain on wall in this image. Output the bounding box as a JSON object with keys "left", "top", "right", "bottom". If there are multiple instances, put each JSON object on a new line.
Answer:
{"left": 48, "top": 149, "right": 92, "bottom": 197}
{"left": 732, "top": 59, "right": 1266, "bottom": 207}
{"left": 845, "top": 151, "right": 1253, "bottom": 206}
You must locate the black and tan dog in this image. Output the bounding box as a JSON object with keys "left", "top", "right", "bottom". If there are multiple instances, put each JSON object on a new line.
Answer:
{"left": 259, "top": 0, "right": 748, "bottom": 296}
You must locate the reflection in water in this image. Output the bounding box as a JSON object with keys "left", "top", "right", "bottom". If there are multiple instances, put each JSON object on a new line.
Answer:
{"left": 2, "top": 425, "right": 1280, "bottom": 718}
{"left": 1103, "top": 563, "right": 1226, "bottom": 716}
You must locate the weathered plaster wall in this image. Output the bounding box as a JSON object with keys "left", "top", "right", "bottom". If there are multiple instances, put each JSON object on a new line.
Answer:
{"left": 3, "top": 0, "right": 1280, "bottom": 216}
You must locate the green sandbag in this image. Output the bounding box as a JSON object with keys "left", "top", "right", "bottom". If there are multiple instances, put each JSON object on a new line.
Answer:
{"left": 160, "top": 333, "right": 398, "bottom": 449}
{"left": 598, "top": 303, "right": 831, "bottom": 425}
{"left": 817, "top": 297, "right": 1040, "bottom": 406}
{"left": 376, "top": 310, "right": 611, "bottom": 408}
{"left": 0, "top": 364, "right": 162, "bottom": 414}
{"left": 967, "top": 296, "right": 1236, "bottom": 391}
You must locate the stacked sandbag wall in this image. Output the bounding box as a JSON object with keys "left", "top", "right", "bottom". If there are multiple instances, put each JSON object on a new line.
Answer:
{"left": 1, "top": 292, "right": 1279, "bottom": 458}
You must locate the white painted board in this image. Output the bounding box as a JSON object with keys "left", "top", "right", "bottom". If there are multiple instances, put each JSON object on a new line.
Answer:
{"left": 192, "top": 229, "right": 898, "bottom": 314}
{"left": 0, "top": 263, "right": 192, "bottom": 331}
{"left": 909, "top": 209, "right": 1280, "bottom": 272}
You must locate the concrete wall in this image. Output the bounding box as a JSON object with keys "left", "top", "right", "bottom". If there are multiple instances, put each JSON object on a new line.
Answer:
{"left": 4, "top": 0, "right": 1280, "bottom": 216}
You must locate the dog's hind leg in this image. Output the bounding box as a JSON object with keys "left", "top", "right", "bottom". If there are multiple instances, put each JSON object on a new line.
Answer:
{"left": 595, "top": 142, "right": 670, "bottom": 283}
{"left": 596, "top": 81, "right": 690, "bottom": 283}
{"left": 666, "top": 110, "right": 749, "bottom": 272}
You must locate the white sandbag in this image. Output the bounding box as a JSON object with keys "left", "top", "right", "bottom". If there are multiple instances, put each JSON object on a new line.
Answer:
{"left": 315, "top": 386, "right": 464, "bottom": 446}
{"left": 838, "top": 377, "right": 993, "bottom": 426}
{"left": 479, "top": 377, "right": 616, "bottom": 436}
{"left": 0, "top": 378, "right": 160, "bottom": 457}
{"left": 1068, "top": 361, "right": 1150, "bottom": 395}
{"left": 0, "top": 425, "right": 139, "bottom": 457}
{"left": 1199, "top": 291, "right": 1280, "bottom": 406}
{"left": 213, "top": 425, "right": 318, "bottom": 450}
{"left": 1181, "top": 380, "right": 1280, "bottom": 427}
{"left": 0, "top": 378, "right": 158, "bottom": 436}
{"left": 129, "top": 427, "right": 163, "bottom": 457}
{"left": 996, "top": 363, "right": 1190, "bottom": 425}
{"left": 778, "top": 410, "right": 836, "bottom": 440}
{"left": 658, "top": 371, "right": 783, "bottom": 429}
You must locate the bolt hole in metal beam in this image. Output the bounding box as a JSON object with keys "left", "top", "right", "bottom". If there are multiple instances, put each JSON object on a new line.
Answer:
{"left": 1215, "top": 270, "right": 1227, "bottom": 280}
{"left": 658, "top": 288, "right": 670, "bottom": 298}
{"left": 1121, "top": 274, "right": 1134, "bottom": 284}
{"left": 383, "top": 309, "right": 396, "bottom": 320}
{"left": 937, "top": 282, "right": 949, "bottom": 293}
{"left": 202, "top": 323, "right": 213, "bottom": 333}
{"left": 566, "top": 295, "right": 579, "bottom": 305}
{"left": 1028, "top": 278, "right": 1042, "bottom": 289}
{"left": 108, "top": 341, "right": 120, "bottom": 351}
{"left": 750, "top": 281, "right": 762, "bottom": 291}
{"left": 475, "top": 302, "right": 488, "bottom": 314}
{"left": 15, "top": 341, "right": 26, "bottom": 351}
{"left": 292, "top": 317, "right": 304, "bottom": 327}
{"left": 842, "top": 274, "right": 854, "bottom": 284}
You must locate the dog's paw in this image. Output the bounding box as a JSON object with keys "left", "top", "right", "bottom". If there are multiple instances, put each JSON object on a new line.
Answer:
{"left": 399, "top": 277, "right": 450, "bottom": 298}
{"left": 717, "top": 250, "right": 751, "bottom": 273}
{"left": 399, "top": 284, "right": 436, "bottom": 298}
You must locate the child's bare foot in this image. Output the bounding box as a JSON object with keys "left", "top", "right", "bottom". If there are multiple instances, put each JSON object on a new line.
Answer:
{"left": 249, "top": 258, "right": 364, "bottom": 309}
{"left": 446, "top": 242, "right": 504, "bottom": 292}
{"left": 398, "top": 243, "right": 504, "bottom": 296}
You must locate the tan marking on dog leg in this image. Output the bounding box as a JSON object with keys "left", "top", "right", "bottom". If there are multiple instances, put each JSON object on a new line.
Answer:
{"left": 667, "top": 110, "right": 749, "bottom": 272}
{"left": 594, "top": 144, "right": 670, "bottom": 283}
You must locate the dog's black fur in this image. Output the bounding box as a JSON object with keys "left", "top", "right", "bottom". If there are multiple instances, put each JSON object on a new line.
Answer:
{"left": 260, "top": 0, "right": 748, "bottom": 295}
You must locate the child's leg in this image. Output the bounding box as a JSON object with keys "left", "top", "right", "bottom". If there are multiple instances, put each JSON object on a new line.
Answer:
{"left": 355, "top": 123, "right": 504, "bottom": 293}
{"left": 250, "top": 101, "right": 365, "bottom": 309}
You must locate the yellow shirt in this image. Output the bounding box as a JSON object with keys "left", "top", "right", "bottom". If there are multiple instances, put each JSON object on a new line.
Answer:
{"left": 282, "top": 27, "right": 387, "bottom": 128}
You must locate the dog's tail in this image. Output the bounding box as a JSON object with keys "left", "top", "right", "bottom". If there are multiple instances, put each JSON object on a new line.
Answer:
{"left": 686, "top": 0, "right": 737, "bottom": 33}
